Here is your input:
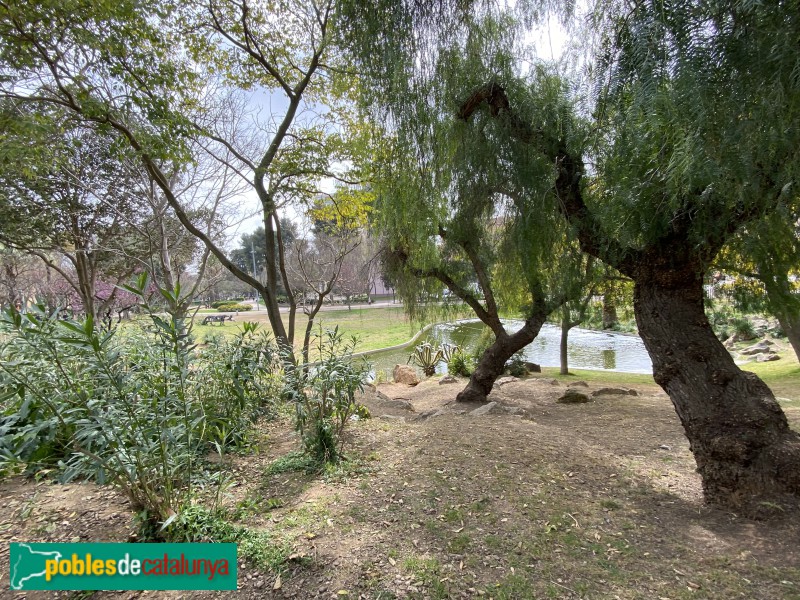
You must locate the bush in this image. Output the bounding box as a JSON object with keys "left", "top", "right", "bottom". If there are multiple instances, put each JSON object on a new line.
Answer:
{"left": 0, "top": 276, "right": 281, "bottom": 531}
{"left": 732, "top": 317, "right": 756, "bottom": 340}
{"left": 447, "top": 350, "right": 473, "bottom": 377}
{"left": 216, "top": 303, "right": 252, "bottom": 312}
{"left": 505, "top": 351, "right": 527, "bottom": 377}
{"left": 283, "top": 327, "right": 368, "bottom": 465}
{"left": 193, "top": 322, "right": 281, "bottom": 450}
{"left": 472, "top": 328, "right": 495, "bottom": 362}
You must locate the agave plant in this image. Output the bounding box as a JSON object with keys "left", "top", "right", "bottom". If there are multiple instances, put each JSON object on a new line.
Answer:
{"left": 439, "top": 343, "right": 460, "bottom": 364}
{"left": 407, "top": 342, "right": 443, "bottom": 376}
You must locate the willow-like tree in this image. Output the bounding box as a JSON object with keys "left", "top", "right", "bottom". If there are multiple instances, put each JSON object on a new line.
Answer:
{"left": 342, "top": 0, "right": 800, "bottom": 508}
{"left": 366, "top": 29, "right": 591, "bottom": 401}
{"left": 717, "top": 206, "right": 800, "bottom": 362}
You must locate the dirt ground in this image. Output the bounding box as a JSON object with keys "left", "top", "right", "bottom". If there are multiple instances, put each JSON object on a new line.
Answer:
{"left": 2, "top": 375, "right": 800, "bottom": 599}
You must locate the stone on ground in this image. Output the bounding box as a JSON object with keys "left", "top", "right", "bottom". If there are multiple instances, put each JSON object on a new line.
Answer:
{"left": 393, "top": 364, "right": 420, "bottom": 386}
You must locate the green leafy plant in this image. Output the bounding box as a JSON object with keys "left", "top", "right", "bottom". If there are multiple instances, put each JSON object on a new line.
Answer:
{"left": 505, "top": 351, "right": 527, "bottom": 377}
{"left": 283, "top": 326, "right": 368, "bottom": 465}
{"left": 408, "top": 342, "right": 443, "bottom": 376}
{"left": 215, "top": 303, "right": 252, "bottom": 312}
{"left": 447, "top": 350, "right": 473, "bottom": 377}
{"left": 0, "top": 275, "right": 281, "bottom": 532}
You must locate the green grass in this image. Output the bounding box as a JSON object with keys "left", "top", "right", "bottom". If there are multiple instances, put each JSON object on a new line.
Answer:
{"left": 741, "top": 353, "right": 800, "bottom": 401}
{"left": 189, "top": 306, "right": 426, "bottom": 352}
{"left": 543, "top": 368, "right": 656, "bottom": 385}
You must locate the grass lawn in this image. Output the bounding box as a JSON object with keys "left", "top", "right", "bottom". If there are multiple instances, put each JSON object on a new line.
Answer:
{"left": 191, "top": 306, "right": 434, "bottom": 353}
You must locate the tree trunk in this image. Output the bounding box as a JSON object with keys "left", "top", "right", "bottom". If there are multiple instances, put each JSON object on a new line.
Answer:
{"left": 634, "top": 265, "right": 800, "bottom": 508}
{"left": 456, "top": 316, "right": 545, "bottom": 403}
{"left": 775, "top": 311, "right": 800, "bottom": 364}
{"left": 762, "top": 275, "right": 800, "bottom": 363}
{"left": 602, "top": 291, "right": 617, "bottom": 330}
{"left": 560, "top": 308, "right": 572, "bottom": 376}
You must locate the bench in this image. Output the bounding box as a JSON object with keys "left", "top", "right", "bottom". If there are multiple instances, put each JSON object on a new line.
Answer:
{"left": 201, "top": 314, "right": 234, "bottom": 325}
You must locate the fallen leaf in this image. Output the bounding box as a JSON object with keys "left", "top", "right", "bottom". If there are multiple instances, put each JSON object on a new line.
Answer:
{"left": 273, "top": 574, "right": 281, "bottom": 590}
{"left": 388, "top": 557, "right": 396, "bottom": 566}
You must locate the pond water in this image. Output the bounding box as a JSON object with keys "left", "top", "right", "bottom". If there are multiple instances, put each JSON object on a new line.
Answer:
{"left": 363, "top": 319, "right": 652, "bottom": 380}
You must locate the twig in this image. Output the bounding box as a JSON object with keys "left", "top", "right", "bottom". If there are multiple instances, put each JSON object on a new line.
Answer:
{"left": 550, "top": 580, "right": 578, "bottom": 595}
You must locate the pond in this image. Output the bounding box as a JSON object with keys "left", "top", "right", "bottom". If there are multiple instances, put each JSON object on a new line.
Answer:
{"left": 363, "top": 319, "right": 653, "bottom": 380}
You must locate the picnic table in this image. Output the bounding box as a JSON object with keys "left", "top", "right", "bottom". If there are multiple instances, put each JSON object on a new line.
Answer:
{"left": 201, "top": 314, "right": 234, "bottom": 325}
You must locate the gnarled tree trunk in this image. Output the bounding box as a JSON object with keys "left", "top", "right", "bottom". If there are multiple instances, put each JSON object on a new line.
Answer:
{"left": 634, "top": 261, "right": 800, "bottom": 508}
{"left": 456, "top": 316, "right": 546, "bottom": 403}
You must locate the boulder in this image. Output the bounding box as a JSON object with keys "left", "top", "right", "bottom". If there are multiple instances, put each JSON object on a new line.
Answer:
{"left": 740, "top": 341, "right": 773, "bottom": 355}
{"left": 534, "top": 378, "right": 560, "bottom": 386}
{"left": 378, "top": 414, "right": 407, "bottom": 421}
{"left": 385, "top": 398, "right": 415, "bottom": 411}
{"left": 592, "top": 387, "right": 638, "bottom": 397}
{"left": 524, "top": 361, "right": 541, "bottom": 373}
{"left": 469, "top": 401, "right": 508, "bottom": 416}
{"left": 723, "top": 335, "right": 737, "bottom": 349}
{"left": 568, "top": 381, "right": 589, "bottom": 388}
{"left": 495, "top": 376, "right": 520, "bottom": 387}
{"left": 756, "top": 352, "right": 780, "bottom": 362}
{"left": 393, "top": 364, "right": 420, "bottom": 386}
{"left": 439, "top": 375, "right": 458, "bottom": 385}
{"left": 412, "top": 408, "right": 449, "bottom": 421}
{"left": 556, "top": 389, "right": 592, "bottom": 404}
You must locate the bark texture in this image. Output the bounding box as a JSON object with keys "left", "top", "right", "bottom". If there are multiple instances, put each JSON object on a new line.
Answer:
{"left": 634, "top": 260, "right": 800, "bottom": 507}
{"left": 456, "top": 316, "right": 546, "bottom": 403}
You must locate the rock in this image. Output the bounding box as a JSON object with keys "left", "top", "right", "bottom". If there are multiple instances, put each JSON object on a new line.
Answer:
{"left": 439, "top": 375, "right": 458, "bottom": 385}
{"left": 412, "top": 408, "right": 448, "bottom": 421}
{"left": 723, "top": 335, "right": 737, "bottom": 349}
{"left": 385, "top": 398, "right": 415, "bottom": 411}
{"left": 740, "top": 340, "right": 775, "bottom": 355}
{"left": 756, "top": 352, "right": 780, "bottom": 362}
{"left": 524, "top": 361, "right": 541, "bottom": 373}
{"left": 393, "top": 364, "right": 420, "bottom": 386}
{"left": 592, "top": 387, "right": 637, "bottom": 397}
{"left": 534, "top": 378, "right": 560, "bottom": 386}
{"left": 568, "top": 381, "right": 589, "bottom": 388}
{"left": 378, "top": 414, "right": 406, "bottom": 421}
{"left": 495, "top": 376, "right": 519, "bottom": 386}
{"left": 556, "top": 389, "right": 592, "bottom": 404}
{"left": 469, "top": 401, "right": 513, "bottom": 416}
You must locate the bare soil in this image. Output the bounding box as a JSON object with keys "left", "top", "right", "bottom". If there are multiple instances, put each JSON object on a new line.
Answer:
{"left": 2, "top": 375, "right": 799, "bottom": 599}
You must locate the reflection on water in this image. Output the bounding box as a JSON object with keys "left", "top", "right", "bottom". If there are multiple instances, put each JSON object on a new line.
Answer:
{"left": 602, "top": 349, "right": 617, "bottom": 370}
{"left": 365, "top": 319, "right": 652, "bottom": 379}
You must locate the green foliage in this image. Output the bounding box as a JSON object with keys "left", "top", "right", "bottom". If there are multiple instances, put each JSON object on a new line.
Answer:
{"left": 407, "top": 342, "right": 443, "bottom": 377}
{"left": 504, "top": 352, "right": 527, "bottom": 377}
{"left": 472, "top": 328, "right": 496, "bottom": 363}
{"left": 731, "top": 317, "right": 756, "bottom": 341}
{"left": 193, "top": 322, "right": 281, "bottom": 450}
{"left": 163, "top": 505, "right": 291, "bottom": 570}
{"left": 447, "top": 350, "right": 473, "bottom": 377}
{"left": 283, "top": 327, "right": 368, "bottom": 465}
{"left": 215, "top": 303, "right": 252, "bottom": 312}
{"left": 0, "top": 276, "right": 281, "bottom": 530}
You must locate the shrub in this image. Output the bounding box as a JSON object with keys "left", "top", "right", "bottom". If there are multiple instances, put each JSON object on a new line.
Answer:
{"left": 283, "top": 327, "right": 368, "bottom": 465}
{"left": 193, "top": 322, "right": 281, "bottom": 450}
{"left": 505, "top": 351, "right": 527, "bottom": 377}
{"left": 447, "top": 350, "right": 473, "bottom": 377}
{"left": 216, "top": 303, "right": 252, "bottom": 312}
{"left": 472, "top": 328, "right": 496, "bottom": 362}
{"left": 732, "top": 317, "right": 756, "bottom": 340}
{"left": 0, "top": 276, "right": 281, "bottom": 531}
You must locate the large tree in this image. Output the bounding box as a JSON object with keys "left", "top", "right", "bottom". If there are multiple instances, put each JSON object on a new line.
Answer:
{"left": 341, "top": 0, "right": 800, "bottom": 508}
{"left": 0, "top": 0, "right": 364, "bottom": 364}
{"left": 0, "top": 104, "right": 146, "bottom": 321}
